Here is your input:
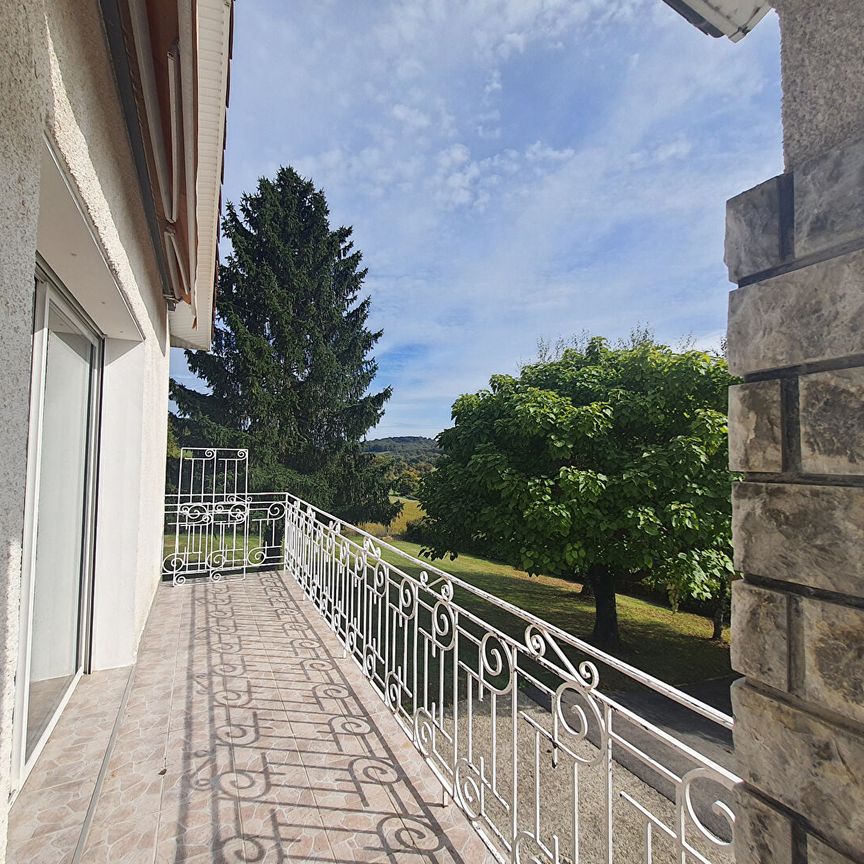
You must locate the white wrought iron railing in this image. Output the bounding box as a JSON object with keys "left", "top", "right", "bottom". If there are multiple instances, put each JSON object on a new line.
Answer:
{"left": 163, "top": 490, "right": 289, "bottom": 584}
{"left": 162, "top": 448, "right": 289, "bottom": 584}
{"left": 162, "top": 447, "right": 740, "bottom": 863}
{"left": 283, "top": 494, "right": 740, "bottom": 864}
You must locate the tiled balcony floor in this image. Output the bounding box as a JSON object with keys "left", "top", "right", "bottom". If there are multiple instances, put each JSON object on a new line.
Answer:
{"left": 7, "top": 667, "right": 132, "bottom": 863}
{"left": 9, "top": 571, "right": 494, "bottom": 864}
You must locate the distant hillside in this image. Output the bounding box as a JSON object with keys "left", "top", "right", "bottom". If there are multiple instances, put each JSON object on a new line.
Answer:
{"left": 362, "top": 436, "right": 440, "bottom": 461}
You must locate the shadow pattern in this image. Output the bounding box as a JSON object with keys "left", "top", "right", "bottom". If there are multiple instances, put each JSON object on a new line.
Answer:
{"left": 164, "top": 570, "right": 486, "bottom": 863}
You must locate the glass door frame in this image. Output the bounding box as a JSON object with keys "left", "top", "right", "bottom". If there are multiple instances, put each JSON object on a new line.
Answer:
{"left": 10, "top": 262, "right": 103, "bottom": 798}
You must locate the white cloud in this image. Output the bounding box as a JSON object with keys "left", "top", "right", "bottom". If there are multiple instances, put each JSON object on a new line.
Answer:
{"left": 484, "top": 69, "right": 503, "bottom": 96}
{"left": 525, "top": 141, "right": 576, "bottom": 163}
{"left": 210, "top": 0, "right": 783, "bottom": 437}
{"left": 392, "top": 103, "right": 431, "bottom": 130}
{"left": 436, "top": 143, "right": 471, "bottom": 170}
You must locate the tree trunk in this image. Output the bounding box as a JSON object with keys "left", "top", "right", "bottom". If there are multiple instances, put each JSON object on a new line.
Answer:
{"left": 587, "top": 564, "right": 620, "bottom": 649}
{"left": 711, "top": 601, "right": 725, "bottom": 641}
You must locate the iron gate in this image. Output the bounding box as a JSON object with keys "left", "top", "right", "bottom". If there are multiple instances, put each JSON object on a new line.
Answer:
{"left": 162, "top": 447, "right": 288, "bottom": 585}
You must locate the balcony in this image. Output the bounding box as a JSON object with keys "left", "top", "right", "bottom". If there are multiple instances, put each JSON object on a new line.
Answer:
{"left": 8, "top": 462, "right": 739, "bottom": 863}
{"left": 8, "top": 570, "right": 491, "bottom": 863}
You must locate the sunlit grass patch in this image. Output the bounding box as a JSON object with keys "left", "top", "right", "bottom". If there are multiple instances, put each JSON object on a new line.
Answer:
{"left": 360, "top": 496, "right": 425, "bottom": 538}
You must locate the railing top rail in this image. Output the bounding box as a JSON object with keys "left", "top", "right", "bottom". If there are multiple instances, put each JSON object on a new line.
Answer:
{"left": 165, "top": 492, "right": 288, "bottom": 502}
{"left": 278, "top": 491, "right": 735, "bottom": 732}
{"left": 165, "top": 491, "right": 285, "bottom": 497}
{"left": 175, "top": 446, "right": 248, "bottom": 454}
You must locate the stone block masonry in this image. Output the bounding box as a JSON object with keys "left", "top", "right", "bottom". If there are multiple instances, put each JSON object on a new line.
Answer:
{"left": 732, "top": 482, "right": 864, "bottom": 596}
{"left": 730, "top": 581, "right": 789, "bottom": 691}
{"left": 725, "top": 7, "right": 864, "bottom": 854}
{"left": 728, "top": 382, "right": 783, "bottom": 473}
{"left": 732, "top": 683, "right": 864, "bottom": 859}
{"left": 798, "top": 368, "right": 864, "bottom": 476}
{"left": 726, "top": 249, "right": 864, "bottom": 377}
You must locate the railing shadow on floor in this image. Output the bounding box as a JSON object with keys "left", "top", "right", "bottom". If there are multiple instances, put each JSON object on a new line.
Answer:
{"left": 168, "top": 571, "right": 484, "bottom": 863}
{"left": 163, "top": 485, "right": 740, "bottom": 864}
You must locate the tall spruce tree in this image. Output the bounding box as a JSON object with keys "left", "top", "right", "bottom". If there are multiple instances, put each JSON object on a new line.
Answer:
{"left": 170, "top": 166, "right": 398, "bottom": 525}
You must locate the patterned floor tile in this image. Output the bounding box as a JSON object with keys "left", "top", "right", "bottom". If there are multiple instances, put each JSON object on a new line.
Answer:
{"left": 9, "top": 573, "right": 496, "bottom": 864}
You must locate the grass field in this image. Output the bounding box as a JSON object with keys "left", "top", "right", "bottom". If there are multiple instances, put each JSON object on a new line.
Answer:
{"left": 359, "top": 496, "right": 424, "bottom": 538}
{"left": 163, "top": 532, "right": 264, "bottom": 554}
{"left": 377, "top": 539, "right": 731, "bottom": 688}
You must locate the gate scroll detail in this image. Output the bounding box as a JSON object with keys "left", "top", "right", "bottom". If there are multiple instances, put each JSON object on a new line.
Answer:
{"left": 162, "top": 447, "right": 287, "bottom": 585}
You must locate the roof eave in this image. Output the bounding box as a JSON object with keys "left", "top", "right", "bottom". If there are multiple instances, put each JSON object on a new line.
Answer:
{"left": 169, "top": 0, "right": 232, "bottom": 350}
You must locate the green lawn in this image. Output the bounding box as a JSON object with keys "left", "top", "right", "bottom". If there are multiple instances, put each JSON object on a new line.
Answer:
{"left": 359, "top": 496, "right": 424, "bottom": 538}
{"left": 162, "top": 532, "right": 266, "bottom": 570}
{"left": 378, "top": 539, "right": 731, "bottom": 689}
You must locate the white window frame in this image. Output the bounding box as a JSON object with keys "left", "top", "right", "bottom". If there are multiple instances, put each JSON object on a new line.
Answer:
{"left": 9, "top": 263, "right": 103, "bottom": 800}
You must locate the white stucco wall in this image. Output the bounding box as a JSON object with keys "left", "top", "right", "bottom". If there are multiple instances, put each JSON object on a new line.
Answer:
{"left": 0, "top": 3, "right": 48, "bottom": 856}
{"left": 41, "top": 0, "right": 171, "bottom": 670}
{"left": 0, "top": 1, "right": 172, "bottom": 856}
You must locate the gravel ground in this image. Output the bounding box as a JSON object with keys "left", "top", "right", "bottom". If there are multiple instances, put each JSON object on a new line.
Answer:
{"left": 430, "top": 691, "right": 736, "bottom": 864}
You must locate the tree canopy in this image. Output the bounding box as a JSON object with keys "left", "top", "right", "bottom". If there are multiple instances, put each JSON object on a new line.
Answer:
{"left": 170, "top": 166, "right": 398, "bottom": 525}
{"left": 417, "top": 335, "right": 738, "bottom": 647}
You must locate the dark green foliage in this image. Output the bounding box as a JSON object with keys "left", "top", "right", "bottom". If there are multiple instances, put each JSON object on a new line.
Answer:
{"left": 164, "top": 421, "right": 182, "bottom": 495}
{"left": 418, "top": 335, "right": 739, "bottom": 648}
{"left": 390, "top": 463, "right": 426, "bottom": 497}
{"left": 376, "top": 457, "right": 437, "bottom": 498}
{"left": 362, "top": 438, "right": 439, "bottom": 498}
{"left": 170, "top": 166, "right": 398, "bottom": 525}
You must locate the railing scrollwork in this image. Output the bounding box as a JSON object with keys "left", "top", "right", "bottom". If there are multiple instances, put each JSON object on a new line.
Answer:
{"left": 283, "top": 492, "right": 741, "bottom": 864}
{"left": 162, "top": 448, "right": 289, "bottom": 585}
{"left": 162, "top": 448, "right": 740, "bottom": 863}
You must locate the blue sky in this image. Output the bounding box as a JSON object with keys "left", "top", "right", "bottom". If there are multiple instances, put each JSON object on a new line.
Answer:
{"left": 171, "top": 0, "right": 783, "bottom": 438}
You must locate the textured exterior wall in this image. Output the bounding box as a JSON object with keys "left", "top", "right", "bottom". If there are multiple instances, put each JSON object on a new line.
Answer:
{"left": 42, "top": 0, "right": 171, "bottom": 669}
{"left": 0, "top": 1, "right": 170, "bottom": 859}
{"left": 726, "top": 4, "right": 864, "bottom": 862}
{"left": 0, "top": 2, "right": 47, "bottom": 856}
{"left": 773, "top": 0, "right": 864, "bottom": 169}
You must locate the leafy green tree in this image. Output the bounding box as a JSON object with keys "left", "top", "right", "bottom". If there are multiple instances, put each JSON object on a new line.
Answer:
{"left": 418, "top": 336, "right": 737, "bottom": 648}
{"left": 166, "top": 422, "right": 182, "bottom": 460}
{"left": 170, "top": 166, "right": 398, "bottom": 525}
{"left": 164, "top": 421, "right": 182, "bottom": 495}
{"left": 394, "top": 465, "right": 424, "bottom": 497}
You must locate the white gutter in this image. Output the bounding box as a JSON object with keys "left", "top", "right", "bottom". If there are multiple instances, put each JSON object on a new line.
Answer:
{"left": 169, "top": 0, "right": 232, "bottom": 349}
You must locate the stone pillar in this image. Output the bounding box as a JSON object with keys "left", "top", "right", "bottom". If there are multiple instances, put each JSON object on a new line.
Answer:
{"left": 726, "top": 3, "right": 864, "bottom": 863}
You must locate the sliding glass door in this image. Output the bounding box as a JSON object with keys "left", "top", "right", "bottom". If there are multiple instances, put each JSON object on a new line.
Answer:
{"left": 13, "top": 272, "right": 101, "bottom": 787}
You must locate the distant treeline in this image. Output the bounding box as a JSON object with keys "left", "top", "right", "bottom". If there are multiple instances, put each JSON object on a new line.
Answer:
{"left": 362, "top": 436, "right": 440, "bottom": 461}
{"left": 362, "top": 436, "right": 440, "bottom": 498}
